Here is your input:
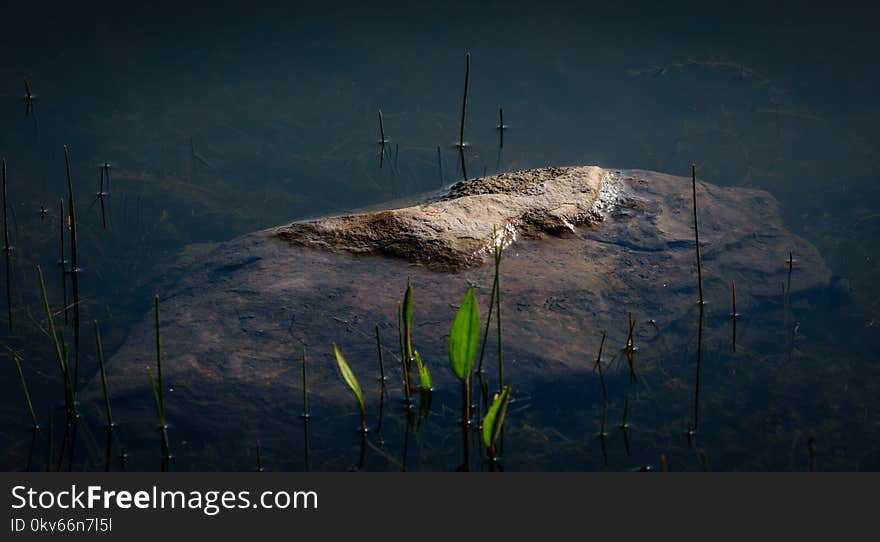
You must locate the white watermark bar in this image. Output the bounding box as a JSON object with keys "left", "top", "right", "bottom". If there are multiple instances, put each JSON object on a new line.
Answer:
{"left": 2, "top": 473, "right": 875, "bottom": 539}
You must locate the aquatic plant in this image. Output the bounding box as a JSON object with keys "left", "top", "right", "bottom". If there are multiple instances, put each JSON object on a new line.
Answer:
{"left": 397, "top": 301, "right": 412, "bottom": 405}
{"left": 300, "top": 346, "right": 310, "bottom": 419}
{"left": 731, "top": 281, "right": 739, "bottom": 352}
{"left": 92, "top": 320, "right": 114, "bottom": 427}
{"left": 11, "top": 351, "right": 38, "bottom": 429}
{"left": 45, "top": 407, "right": 52, "bottom": 472}
{"left": 96, "top": 164, "right": 109, "bottom": 230}
{"left": 596, "top": 401, "right": 608, "bottom": 440}
{"left": 596, "top": 401, "right": 609, "bottom": 466}
{"left": 731, "top": 280, "right": 739, "bottom": 319}
{"left": 691, "top": 304, "right": 705, "bottom": 432}
{"left": 332, "top": 343, "right": 367, "bottom": 433}
{"left": 698, "top": 449, "right": 710, "bottom": 472}
{"left": 1, "top": 159, "right": 8, "bottom": 257}
{"left": 458, "top": 52, "right": 470, "bottom": 149}
{"left": 414, "top": 351, "right": 432, "bottom": 391}
{"left": 476, "top": 266, "right": 498, "bottom": 375}
{"left": 457, "top": 52, "right": 471, "bottom": 181}
{"left": 691, "top": 164, "right": 704, "bottom": 305}
{"left": 375, "top": 325, "right": 387, "bottom": 382}
{"left": 146, "top": 367, "right": 170, "bottom": 458}
{"left": 620, "top": 395, "right": 630, "bottom": 430}
{"left": 58, "top": 198, "right": 68, "bottom": 324}
{"left": 624, "top": 312, "right": 637, "bottom": 384}
{"left": 36, "top": 265, "right": 75, "bottom": 417}
{"left": 492, "top": 229, "right": 505, "bottom": 391}
{"left": 449, "top": 285, "right": 480, "bottom": 425}
{"left": 2, "top": 158, "right": 12, "bottom": 333}
{"left": 402, "top": 278, "right": 414, "bottom": 375}
{"left": 63, "top": 145, "right": 82, "bottom": 394}
{"left": 154, "top": 295, "right": 165, "bottom": 417}
{"left": 593, "top": 330, "right": 608, "bottom": 402}
{"left": 378, "top": 109, "right": 387, "bottom": 145}
{"left": 482, "top": 384, "right": 511, "bottom": 461}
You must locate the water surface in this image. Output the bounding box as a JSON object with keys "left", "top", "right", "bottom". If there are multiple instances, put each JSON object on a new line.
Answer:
{"left": 1, "top": 0, "right": 878, "bottom": 471}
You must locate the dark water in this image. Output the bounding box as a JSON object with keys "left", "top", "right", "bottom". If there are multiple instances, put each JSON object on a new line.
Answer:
{"left": 1, "top": 0, "right": 879, "bottom": 471}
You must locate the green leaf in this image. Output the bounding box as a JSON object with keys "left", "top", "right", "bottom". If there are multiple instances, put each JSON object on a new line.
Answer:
{"left": 448, "top": 285, "right": 480, "bottom": 382}
{"left": 482, "top": 385, "right": 512, "bottom": 449}
{"left": 403, "top": 277, "right": 414, "bottom": 362}
{"left": 333, "top": 343, "right": 365, "bottom": 414}
{"left": 414, "top": 351, "right": 432, "bottom": 390}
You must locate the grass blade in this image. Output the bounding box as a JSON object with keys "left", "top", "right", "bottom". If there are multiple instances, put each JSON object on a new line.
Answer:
{"left": 332, "top": 343, "right": 367, "bottom": 433}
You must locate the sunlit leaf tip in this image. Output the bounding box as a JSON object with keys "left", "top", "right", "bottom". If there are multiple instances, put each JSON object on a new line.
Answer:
{"left": 483, "top": 384, "right": 512, "bottom": 449}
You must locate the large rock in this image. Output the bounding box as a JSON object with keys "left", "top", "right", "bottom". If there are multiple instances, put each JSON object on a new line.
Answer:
{"left": 90, "top": 166, "right": 831, "bottom": 432}
{"left": 276, "top": 166, "right": 607, "bottom": 271}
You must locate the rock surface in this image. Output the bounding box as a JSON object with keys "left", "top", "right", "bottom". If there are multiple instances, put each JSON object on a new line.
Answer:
{"left": 89, "top": 166, "right": 832, "bottom": 427}
{"left": 275, "top": 166, "right": 606, "bottom": 271}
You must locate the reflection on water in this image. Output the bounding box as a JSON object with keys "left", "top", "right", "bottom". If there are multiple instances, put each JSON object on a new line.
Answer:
{"left": 1, "top": 1, "right": 879, "bottom": 471}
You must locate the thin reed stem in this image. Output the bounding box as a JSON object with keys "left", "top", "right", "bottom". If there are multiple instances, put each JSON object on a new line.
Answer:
{"left": 459, "top": 52, "right": 470, "bottom": 149}
{"left": 2, "top": 159, "right": 11, "bottom": 333}
{"left": 12, "top": 352, "right": 38, "bottom": 428}
{"left": 154, "top": 294, "right": 165, "bottom": 420}
{"left": 63, "top": 146, "right": 81, "bottom": 395}
{"left": 58, "top": 199, "right": 68, "bottom": 324}
{"left": 494, "top": 231, "right": 504, "bottom": 391}
{"left": 691, "top": 164, "right": 704, "bottom": 305}
{"left": 147, "top": 367, "right": 170, "bottom": 458}
{"left": 595, "top": 330, "right": 608, "bottom": 402}
{"left": 93, "top": 320, "right": 113, "bottom": 427}
{"left": 36, "top": 265, "right": 74, "bottom": 416}
{"left": 2, "top": 159, "right": 9, "bottom": 253}
{"left": 375, "top": 325, "right": 386, "bottom": 382}
{"left": 476, "top": 270, "right": 498, "bottom": 374}
{"left": 301, "top": 345, "right": 309, "bottom": 419}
